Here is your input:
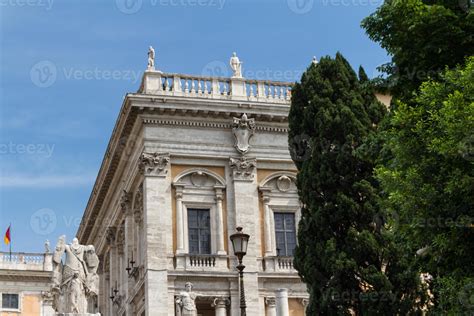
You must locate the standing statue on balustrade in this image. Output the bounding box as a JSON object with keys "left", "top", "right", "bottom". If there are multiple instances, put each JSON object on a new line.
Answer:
{"left": 50, "top": 235, "right": 100, "bottom": 315}
{"left": 147, "top": 46, "right": 155, "bottom": 70}
{"left": 229, "top": 52, "right": 243, "bottom": 78}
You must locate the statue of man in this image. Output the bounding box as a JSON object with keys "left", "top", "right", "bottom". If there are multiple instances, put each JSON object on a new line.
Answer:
{"left": 51, "top": 236, "right": 99, "bottom": 314}
{"left": 147, "top": 46, "right": 155, "bottom": 70}
{"left": 176, "top": 282, "right": 198, "bottom": 316}
{"left": 229, "top": 52, "right": 242, "bottom": 78}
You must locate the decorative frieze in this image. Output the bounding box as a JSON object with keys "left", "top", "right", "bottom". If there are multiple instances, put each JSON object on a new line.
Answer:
{"left": 139, "top": 152, "right": 170, "bottom": 177}
{"left": 232, "top": 113, "right": 256, "bottom": 154}
{"left": 229, "top": 156, "right": 257, "bottom": 181}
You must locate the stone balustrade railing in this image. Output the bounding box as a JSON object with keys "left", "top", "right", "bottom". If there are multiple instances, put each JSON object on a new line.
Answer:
{"left": 277, "top": 256, "right": 294, "bottom": 270}
{"left": 262, "top": 256, "right": 296, "bottom": 272}
{"left": 0, "top": 252, "right": 46, "bottom": 264}
{"left": 140, "top": 70, "right": 292, "bottom": 103}
{"left": 189, "top": 255, "right": 217, "bottom": 268}
{"left": 0, "top": 251, "right": 53, "bottom": 271}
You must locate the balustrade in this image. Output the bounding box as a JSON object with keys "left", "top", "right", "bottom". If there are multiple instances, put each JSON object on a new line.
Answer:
{"left": 141, "top": 72, "right": 292, "bottom": 103}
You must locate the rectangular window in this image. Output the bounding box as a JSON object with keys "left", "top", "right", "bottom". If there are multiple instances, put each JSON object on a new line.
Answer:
{"left": 274, "top": 212, "right": 296, "bottom": 256}
{"left": 2, "top": 293, "right": 19, "bottom": 310}
{"left": 188, "top": 208, "right": 211, "bottom": 255}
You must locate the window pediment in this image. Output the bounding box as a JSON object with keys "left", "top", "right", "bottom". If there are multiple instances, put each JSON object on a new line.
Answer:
{"left": 172, "top": 168, "right": 226, "bottom": 190}
{"left": 259, "top": 172, "right": 297, "bottom": 196}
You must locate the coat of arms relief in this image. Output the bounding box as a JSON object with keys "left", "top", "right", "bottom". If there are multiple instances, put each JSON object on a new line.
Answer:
{"left": 232, "top": 113, "right": 255, "bottom": 154}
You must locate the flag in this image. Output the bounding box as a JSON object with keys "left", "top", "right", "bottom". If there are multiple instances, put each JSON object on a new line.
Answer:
{"left": 4, "top": 225, "right": 11, "bottom": 245}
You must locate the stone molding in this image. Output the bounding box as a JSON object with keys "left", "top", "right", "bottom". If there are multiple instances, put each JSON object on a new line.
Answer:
{"left": 229, "top": 156, "right": 257, "bottom": 181}
{"left": 142, "top": 117, "right": 288, "bottom": 133}
{"left": 139, "top": 152, "right": 170, "bottom": 177}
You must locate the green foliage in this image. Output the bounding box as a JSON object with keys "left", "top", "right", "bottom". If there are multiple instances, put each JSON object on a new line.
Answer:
{"left": 377, "top": 57, "right": 474, "bottom": 314}
{"left": 362, "top": 0, "right": 474, "bottom": 100}
{"left": 288, "top": 53, "right": 425, "bottom": 315}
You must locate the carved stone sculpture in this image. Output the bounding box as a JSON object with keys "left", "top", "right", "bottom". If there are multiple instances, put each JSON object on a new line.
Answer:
{"left": 175, "top": 282, "right": 198, "bottom": 316}
{"left": 230, "top": 156, "right": 257, "bottom": 181}
{"left": 232, "top": 113, "right": 255, "bottom": 154}
{"left": 229, "top": 52, "right": 242, "bottom": 78}
{"left": 147, "top": 46, "right": 155, "bottom": 70}
{"left": 50, "top": 236, "right": 100, "bottom": 315}
{"left": 139, "top": 152, "right": 170, "bottom": 176}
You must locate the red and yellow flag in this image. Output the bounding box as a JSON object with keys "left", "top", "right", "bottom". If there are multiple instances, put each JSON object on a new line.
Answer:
{"left": 4, "top": 225, "right": 11, "bottom": 245}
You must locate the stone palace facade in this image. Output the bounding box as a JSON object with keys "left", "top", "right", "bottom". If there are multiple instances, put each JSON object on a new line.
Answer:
{"left": 0, "top": 251, "right": 54, "bottom": 315}
{"left": 77, "top": 52, "right": 312, "bottom": 316}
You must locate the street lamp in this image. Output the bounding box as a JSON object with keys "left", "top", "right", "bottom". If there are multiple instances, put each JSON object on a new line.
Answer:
{"left": 230, "top": 226, "right": 250, "bottom": 316}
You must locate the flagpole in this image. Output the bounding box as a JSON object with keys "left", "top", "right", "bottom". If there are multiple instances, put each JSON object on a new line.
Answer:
{"left": 9, "top": 223, "right": 11, "bottom": 261}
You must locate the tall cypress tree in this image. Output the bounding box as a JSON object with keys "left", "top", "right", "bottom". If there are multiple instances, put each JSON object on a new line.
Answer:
{"left": 288, "top": 53, "right": 424, "bottom": 315}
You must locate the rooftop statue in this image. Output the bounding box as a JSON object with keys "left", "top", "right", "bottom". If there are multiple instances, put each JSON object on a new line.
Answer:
{"left": 229, "top": 52, "right": 243, "bottom": 78}
{"left": 147, "top": 46, "right": 155, "bottom": 70}
{"left": 51, "top": 235, "right": 100, "bottom": 315}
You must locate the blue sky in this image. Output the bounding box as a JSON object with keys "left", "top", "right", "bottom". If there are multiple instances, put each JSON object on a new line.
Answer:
{"left": 0, "top": 0, "right": 388, "bottom": 253}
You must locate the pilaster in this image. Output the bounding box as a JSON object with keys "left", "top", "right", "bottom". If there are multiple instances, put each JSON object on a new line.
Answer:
{"left": 141, "top": 151, "right": 172, "bottom": 316}
{"left": 229, "top": 156, "right": 260, "bottom": 315}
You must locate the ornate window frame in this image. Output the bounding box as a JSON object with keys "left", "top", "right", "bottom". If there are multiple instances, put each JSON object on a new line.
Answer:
{"left": 258, "top": 172, "right": 300, "bottom": 262}
{"left": 172, "top": 168, "right": 227, "bottom": 270}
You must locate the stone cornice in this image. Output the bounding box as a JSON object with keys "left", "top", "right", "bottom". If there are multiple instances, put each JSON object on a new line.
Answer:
{"left": 127, "top": 93, "right": 290, "bottom": 122}
{"left": 77, "top": 95, "right": 139, "bottom": 245}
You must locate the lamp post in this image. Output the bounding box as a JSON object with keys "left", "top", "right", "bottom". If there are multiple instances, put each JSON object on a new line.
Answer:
{"left": 230, "top": 226, "right": 250, "bottom": 316}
